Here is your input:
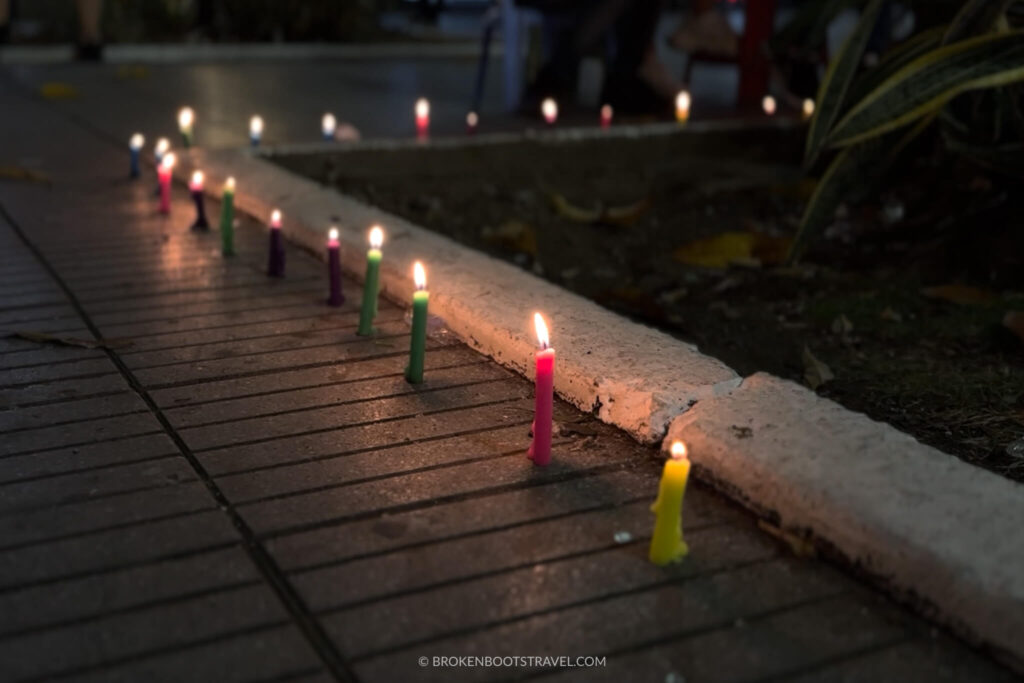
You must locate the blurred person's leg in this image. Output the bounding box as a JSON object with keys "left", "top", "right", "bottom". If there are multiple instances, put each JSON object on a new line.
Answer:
{"left": 0, "top": 0, "right": 10, "bottom": 43}
{"left": 669, "top": 0, "right": 737, "bottom": 57}
{"left": 602, "top": 0, "right": 682, "bottom": 113}
{"left": 75, "top": 0, "right": 103, "bottom": 60}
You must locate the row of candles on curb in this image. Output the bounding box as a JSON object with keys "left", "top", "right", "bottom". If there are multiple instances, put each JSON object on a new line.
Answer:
{"left": 125, "top": 91, "right": 814, "bottom": 163}
{"left": 128, "top": 105, "right": 713, "bottom": 568}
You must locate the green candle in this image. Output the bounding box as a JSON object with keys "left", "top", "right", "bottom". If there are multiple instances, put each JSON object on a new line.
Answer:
{"left": 358, "top": 226, "right": 384, "bottom": 336}
{"left": 405, "top": 261, "right": 428, "bottom": 384}
{"left": 220, "top": 177, "right": 235, "bottom": 256}
{"left": 178, "top": 107, "right": 194, "bottom": 149}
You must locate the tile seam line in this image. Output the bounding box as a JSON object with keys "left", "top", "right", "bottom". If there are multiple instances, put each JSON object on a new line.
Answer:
{"left": 0, "top": 201, "right": 356, "bottom": 683}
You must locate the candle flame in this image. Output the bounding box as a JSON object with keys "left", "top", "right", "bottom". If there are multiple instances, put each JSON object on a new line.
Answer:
{"left": 762, "top": 95, "right": 777, "bottom": 116}
{"left": 178, "top": 107, "right": 194, "bottom": 129}
{"left": 161, "top": 152, "right": 176, "bottom": 170}
{"left": 670, "top": 440, "right": 688, "bottom": 460}
{"left": 369, "top": 225, "right": 384, "bottom": 249}
{"left": 322, "top": 113, "right": 336, "bottom": 135}
{"left": 415, "top": 98, "right": 430, "bottom": 119}
{"left": 191, "top": 170, "right": 204, "bottom": 187}
{"left": 541, "top": 98, "right": 558, "bottom": 123}
{"left": 413, "top": 261, "right": 426, "bottom": 290}
{"left": 250, "top": 115, "right": 264, "bottom": 136}
{"left": 466, "top": 111, "right": 478, "bottom": 128}
{"left": 329, "top": 227, "right": 339, "bottom": 241}
{"left": 676, "top": 90, "right": 691, "bottom": 112}
{"left": 130, "top": 133, "right": 144, "bottom": 150}
{"left": 534, "top": 313, "right": 550, "bottom": 349}
{"left": 225, "top": 176, "right": 236, "bottom": 191}
{"left": 802, "top": 98, "right": 815, "bottom": 118}
{"left": 270, "top": 209, "right": 281, "bottom": 227}
{"left": 601, "top": 104, "right": 613, "bottom": 121}
{"left": 155, "top": 137, "right": 170, "bottom": 155}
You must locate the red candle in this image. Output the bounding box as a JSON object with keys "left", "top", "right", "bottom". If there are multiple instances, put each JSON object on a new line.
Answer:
{"left": 415, "top": 98, "right": 430, "bottom": 139}
{"left": 528, "top": 313, "right": 555, "bottom": 466}
{"left": 600, "top": 104, "right": 613, "bottom": 129}
{"left": 541, "top": 98, "right": 558, "bottom": 126}
{"left": 158, "top": 152, "right": 175, "bottom": 215}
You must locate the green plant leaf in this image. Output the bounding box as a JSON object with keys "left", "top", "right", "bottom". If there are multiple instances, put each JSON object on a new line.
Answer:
{"left": 805, "top": 0, "right": 887, "bottom": 168}
{"left": 845, "top": 26, "right": 946, "bottom": 107}
{"left": 829, "top": 32, "right": 1024, "bottom": 147}
{"left": 944, "top": 0, "right": 1017, "bottom": 44}
{"left": 788, "top": 113, "right": 935, "bottom": 262}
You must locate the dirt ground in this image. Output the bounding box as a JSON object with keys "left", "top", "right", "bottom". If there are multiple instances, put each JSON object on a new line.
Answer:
{"left": 273, "top": 127, "right": 1024, "bottom": 481}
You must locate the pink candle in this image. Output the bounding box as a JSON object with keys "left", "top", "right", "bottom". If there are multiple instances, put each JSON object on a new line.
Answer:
{"left": 541, "top": 98, "right": 558, "bottom": 126}
{"left": 415, "top": 98, "right": 430, "bottom": 139}
{"left": 158, "top": 152, "right": 175, "bottom": 215}
{"left": 600, "top": 104, "right": 613, "bottom": 129}
{"left": 528, "top": 313, "right": 555, "bottom": 466}
{"left": 466, "top": 111, "right": 478, "bottom": 136}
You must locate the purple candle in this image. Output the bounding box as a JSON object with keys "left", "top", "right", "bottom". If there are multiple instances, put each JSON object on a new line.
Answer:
{"left": 267, "top": 209, "right": 285, "bottom": 277}
{"left": 326, "top": 227, "right": 344, "bottom": 306}
{"left": 189, "top": 171, "right": 209, "bottom": 231}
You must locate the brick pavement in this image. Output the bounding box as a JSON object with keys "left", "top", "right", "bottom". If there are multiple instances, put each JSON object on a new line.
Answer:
{"left": 0, "top": 69, "right": 1018, "bottom": 682}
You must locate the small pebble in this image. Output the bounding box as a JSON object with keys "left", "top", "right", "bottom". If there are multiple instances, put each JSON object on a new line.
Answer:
{"left": 613, "top": 531, "right": 633, "bottom": 544}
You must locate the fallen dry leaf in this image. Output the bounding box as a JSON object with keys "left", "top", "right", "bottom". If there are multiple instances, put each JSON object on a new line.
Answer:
{"left": 922, "top": 284, "right": 998, "bottom": 306}
{"left": 673, "top": 231, "right": 791, "bottom": 269}
{"left": 547, "top": 191, "right": 650, "bottom": 226}
{"left": 831, "top": 314, "right": 853, "bottom": 336}
{"left": 481, "top": 220, "right": 537, "bottom": 256}
{"left": 880, "top": 306, "right": 903, "bottom": 323}
{"left": 0, "top": 166, "right": 51, "bottom": 185}
{"left": 757, "top": 520, "right": 817, "bottom": 558}
{"left": 39, "top": 82, "right": 79, "bottom": 100}
{"left": 803, "top": 346, "right": 834, "bottom": 390}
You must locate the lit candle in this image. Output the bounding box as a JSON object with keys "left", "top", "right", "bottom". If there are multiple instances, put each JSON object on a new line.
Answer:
{"left": 802, "top": 98, "right": 815, "bottom": 120}
{"left": 267, "top": 209, "right": 285, "bottom": 277}
{"left": 178, "top": 107, "right": 195, "bottom": 148}
{"left": 220, "top": 176, "right": 236, "bottom": 255}
{"left": 405, "top": 261, "right": 428, "bottom": 384}
{"left": 157, "top": 152, "right": 175, "bottom": 215}
{"left": 153, "top": 138, "right": 170, "bottom": 196}
{"left": 466, "top": 111, "right": 478, "bottom": 136}
{"left": 528, "top": 313, "right": 554, "bottom": 466}
{"left": 189, "top": 171, "right": 209, "bottom": 231}
{"left": 762, "top": 95, "right": 777, "bottom": 116}
{"left": 541, "top": 98, "right": 558, "bottom": 126}
{"left": 129, "top": 133, "right": 144, "bottom": 179}
{"left": 326, "top": 226, "right": 344, "bottom": 307}
{"left": 675, "top": 90, "right": 691, "bottom": 124}
{"left": 249, "top": 115, "right": 263, "bottom": 147}
{"left": 357, "top": 225, "right": 384, "bottom": 336}
{"left": 600, "top": 104, "right": 613, "bottom": 129}
{"left": 649, "top": 440, "right": 691, "bottom": 566}
{"left": 415, "top": 98, "right": 430, "bottom": 139}
{"left": 322, "top": 112, "right": 337, "bottom": 141}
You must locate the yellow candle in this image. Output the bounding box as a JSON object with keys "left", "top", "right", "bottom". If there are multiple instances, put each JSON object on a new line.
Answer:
{"left": 675, "top": 91, "right": 691, "bottom": 124}
{"left": 649, "top": 440, "right": 690, "bottom": 565}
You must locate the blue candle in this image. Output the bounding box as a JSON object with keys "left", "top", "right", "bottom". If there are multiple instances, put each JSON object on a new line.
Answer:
{"left": 322, "top": 113, "right": 336, "bottom": 141}
{"left": 129, "top": 133, "right": 144, "bottom": 179}
{"left": 249, "top": 115, "right": 263, "bottom": 148}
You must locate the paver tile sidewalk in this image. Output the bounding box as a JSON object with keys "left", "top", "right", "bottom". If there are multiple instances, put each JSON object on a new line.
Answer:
{"left": 0, "top": 68, "right": 1017, "bottom": 682}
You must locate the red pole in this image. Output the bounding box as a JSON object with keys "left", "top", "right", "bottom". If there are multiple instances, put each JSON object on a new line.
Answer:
{"left": 737, "top": 0, "right": 777, "bottom": 108}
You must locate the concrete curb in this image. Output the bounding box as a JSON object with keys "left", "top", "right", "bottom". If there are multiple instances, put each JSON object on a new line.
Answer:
{"left": 0, "top": 41, "right": 491, "bottom": 66}
{"left": 666, "top": 373, "right": 1024, "bottom": 668}
{"left": 175, "top": 135, "right": 1024, "bottom": 669}
{"left": 176, "top": 146, "right": 740, "bottom": 444}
